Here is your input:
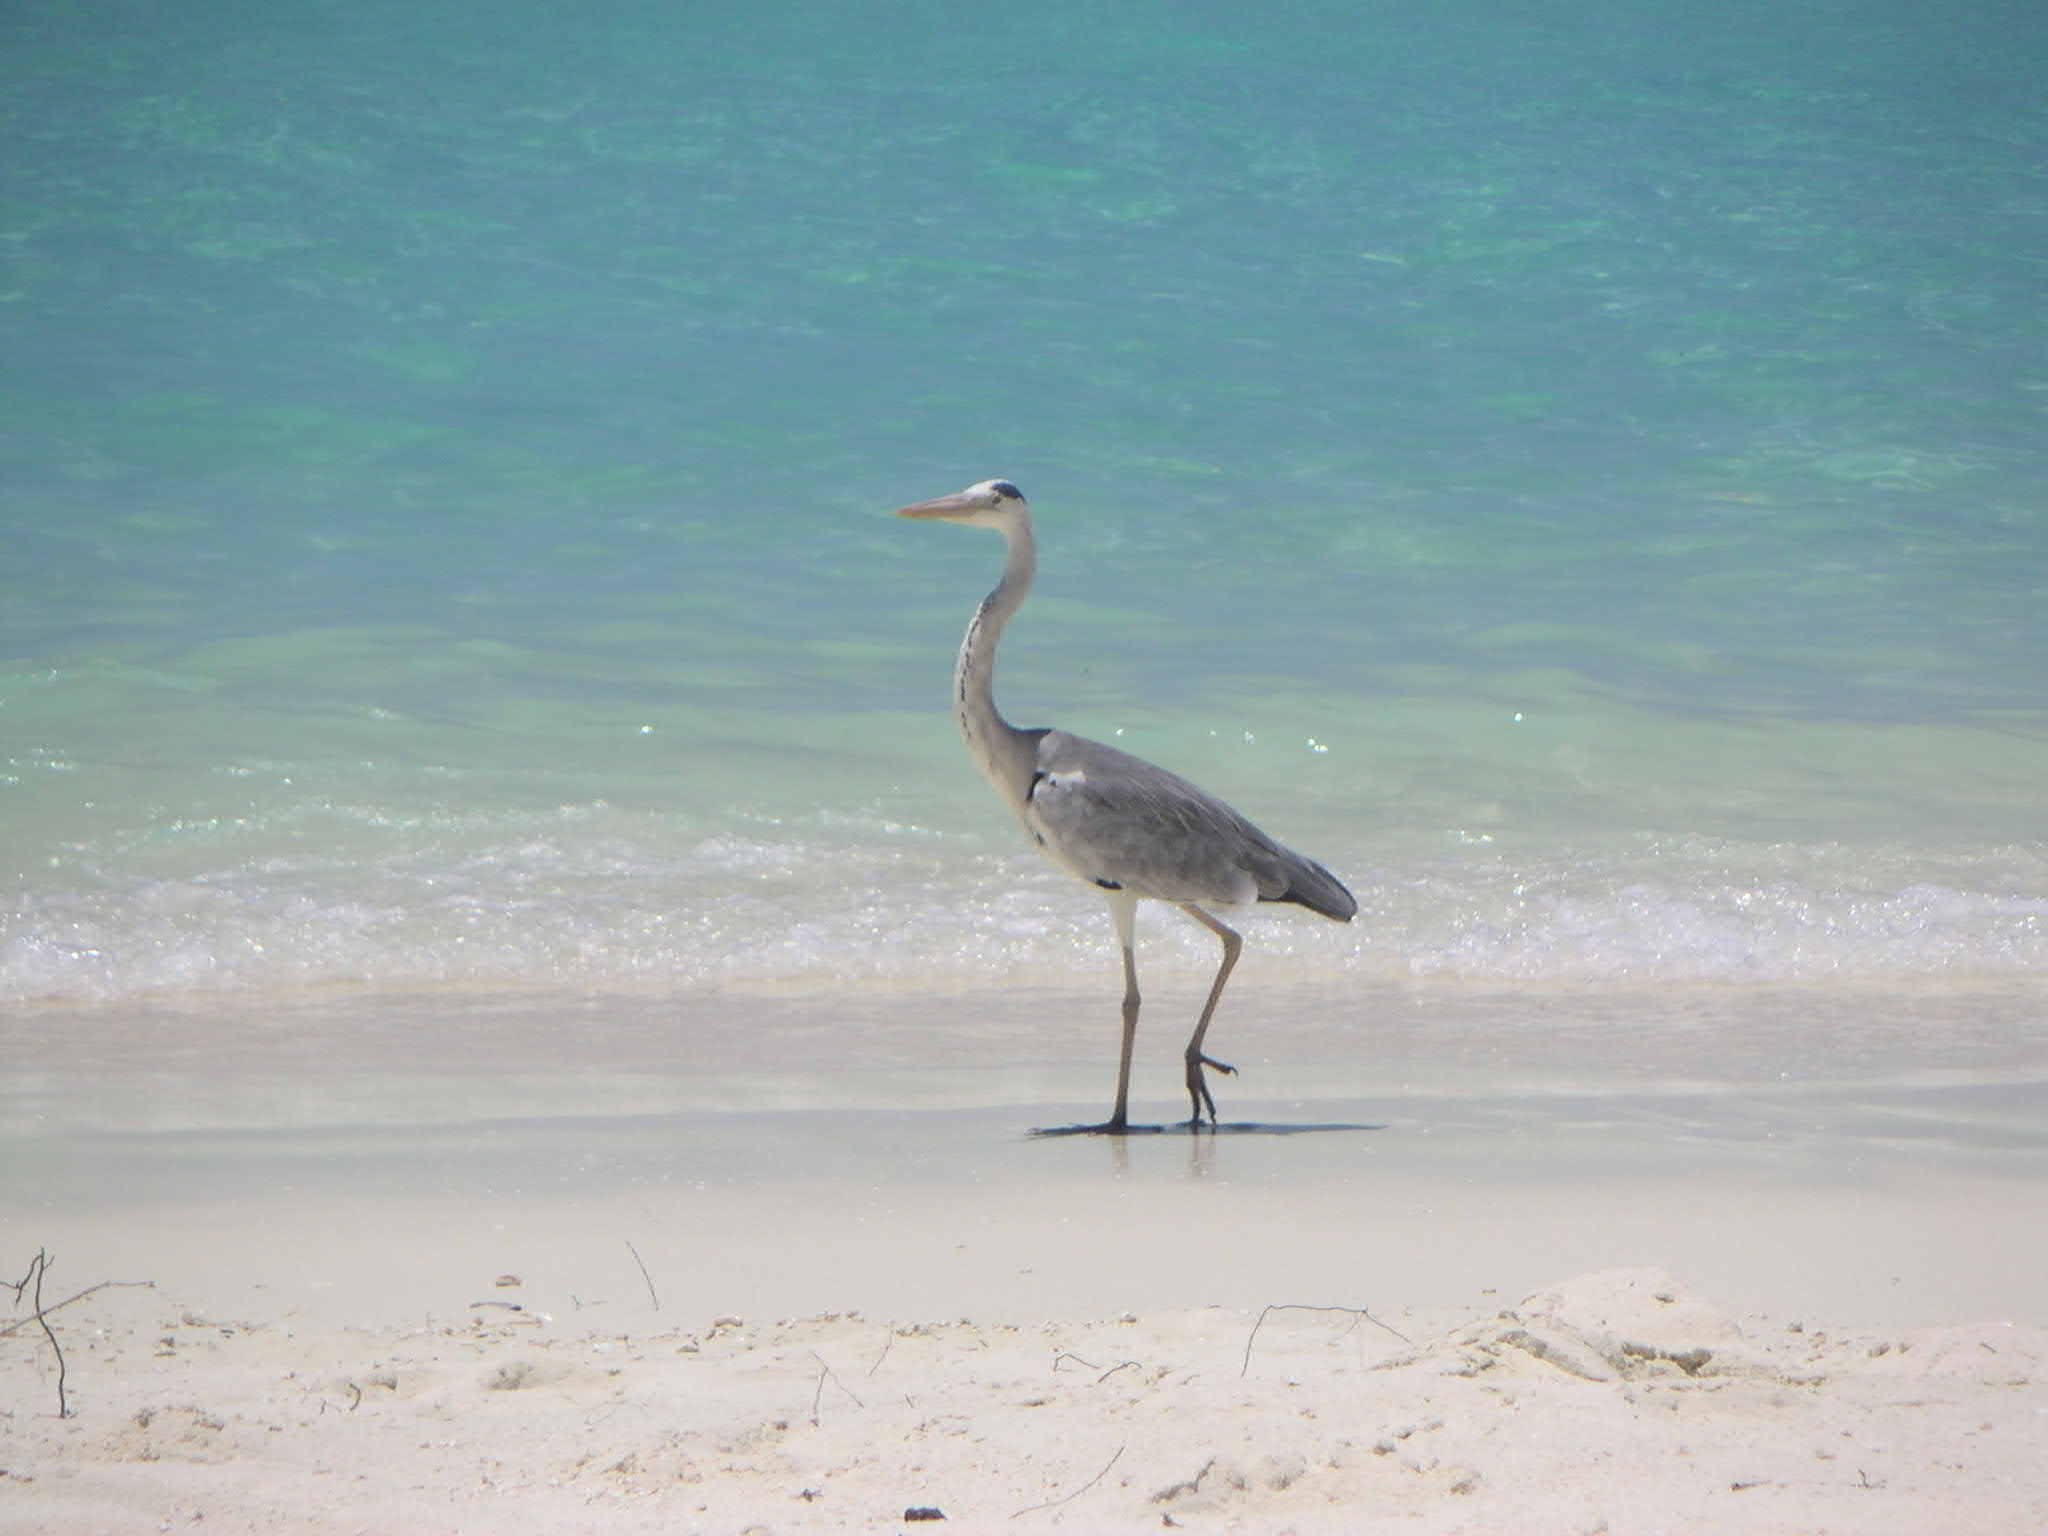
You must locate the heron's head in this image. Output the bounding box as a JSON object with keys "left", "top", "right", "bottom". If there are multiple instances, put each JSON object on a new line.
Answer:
{"left": 894, "top": 478, "right": 1028, "bottom": 528}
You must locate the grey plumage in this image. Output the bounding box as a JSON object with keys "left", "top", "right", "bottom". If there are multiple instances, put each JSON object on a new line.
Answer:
{"left": 896, "top": 478, "right": 1355, "bottom": 1132}
{"left": 1026, "top": 731, "right": 1354, "bottom": 919}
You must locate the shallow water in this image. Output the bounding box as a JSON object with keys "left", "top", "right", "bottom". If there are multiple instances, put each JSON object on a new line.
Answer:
{"left": 11, "top": 994, "right": 2048, "bottom": 1329}
{"left": 4, "top": 2, "right": 2045, "bottom": 1035}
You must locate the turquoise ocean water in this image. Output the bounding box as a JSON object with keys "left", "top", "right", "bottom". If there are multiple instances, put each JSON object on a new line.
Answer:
{"left": 4, "top": 3, "right": 2045, "bottom": 1050}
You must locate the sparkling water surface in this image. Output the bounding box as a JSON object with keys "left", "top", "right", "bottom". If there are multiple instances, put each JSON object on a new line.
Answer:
{"left": 4, "top": 1, "right": 2046, "bottom": 1023}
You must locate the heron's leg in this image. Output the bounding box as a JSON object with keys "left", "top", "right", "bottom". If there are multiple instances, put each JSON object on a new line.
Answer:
{"left": 1176, "top": 904, "right": 1242, "bottom": 1126}
{"left": 1105, "top": 892, "right": 1139, "bottom": 1132}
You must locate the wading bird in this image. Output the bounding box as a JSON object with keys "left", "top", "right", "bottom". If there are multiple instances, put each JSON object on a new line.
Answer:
{"left": 895, "top": 479, "right": 1356, "bottom": 1133}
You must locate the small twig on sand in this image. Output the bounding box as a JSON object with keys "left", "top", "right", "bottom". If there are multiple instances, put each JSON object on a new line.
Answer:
{"left": 809, "top": 1351, "right": 864, "bottom": 1426}
{"left": 9, "top": 1252, "right": 68, "bottom": 1417}
{"left": 1011, "top": 1446, "right": 1125, "bottom": 1518}
{"left": 1241, "top": 1302, "right": 1412, "bottom": 1377}
{"left": 1051, "top": 1350, "right": 1140, "bottom": 1384}
{"left": 1150, "top": 1455, "right": 1217, "bottom": 1503}
{"left": 0, "top": 1274, "right": 156, "bottom": 1340}
{"left": 624, "top": 1240, "right": 660, "bottom": 1311}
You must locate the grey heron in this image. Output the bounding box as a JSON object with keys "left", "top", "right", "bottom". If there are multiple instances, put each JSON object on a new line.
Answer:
{"left": 896, "top": 478, "right": 1357, "bottom": 1133}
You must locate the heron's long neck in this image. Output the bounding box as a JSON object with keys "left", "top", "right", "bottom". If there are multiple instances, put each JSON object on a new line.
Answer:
{"left": 955, "top": 519, "right": 1041, "bottom": 810}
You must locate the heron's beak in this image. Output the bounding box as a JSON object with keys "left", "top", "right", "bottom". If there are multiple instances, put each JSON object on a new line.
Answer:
{"left": 894, "top": 492, "right": 981, "bottom": 520}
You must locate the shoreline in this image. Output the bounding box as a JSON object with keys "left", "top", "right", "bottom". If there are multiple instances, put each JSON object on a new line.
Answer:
{"left": 6, "top": 983, "right": 2045, "bottom": 1530}
{"left": 10, "top": 1084, "right": 2045, "bottom": 1333}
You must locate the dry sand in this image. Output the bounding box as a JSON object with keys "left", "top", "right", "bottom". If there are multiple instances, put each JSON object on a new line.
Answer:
{"left": 5, "top": 984, "right": 2046, "bottom": 1532}
{"left": 6, "top": 1263, "right": 2043, "bottom": 1534}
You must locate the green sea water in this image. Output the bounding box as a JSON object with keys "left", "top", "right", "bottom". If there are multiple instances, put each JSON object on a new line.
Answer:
{"left": 4, "top": 0, "right": 2046, "bottom": 1008}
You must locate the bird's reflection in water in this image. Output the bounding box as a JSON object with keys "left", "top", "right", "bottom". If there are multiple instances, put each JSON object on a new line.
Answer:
{"left": 1028, "top": 1116, "right": 1382, "bottom": 1177}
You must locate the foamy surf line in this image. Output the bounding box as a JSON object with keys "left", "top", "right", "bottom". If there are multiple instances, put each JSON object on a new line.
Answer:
{"left": 7, "top": 832, "right": 2048, "bottom": 1006}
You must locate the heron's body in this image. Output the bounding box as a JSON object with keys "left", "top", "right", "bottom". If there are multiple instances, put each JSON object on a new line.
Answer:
{"left": 897, "top": 478, "right": 1355, "bottom": 1132}
{"left": 1011, "top": 728, "right": 1353, "bottom": 917}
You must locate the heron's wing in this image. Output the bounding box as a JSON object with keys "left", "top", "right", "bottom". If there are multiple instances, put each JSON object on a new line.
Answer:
{"left": 1025, "top": 731, "right": 1351, "bottom": 917}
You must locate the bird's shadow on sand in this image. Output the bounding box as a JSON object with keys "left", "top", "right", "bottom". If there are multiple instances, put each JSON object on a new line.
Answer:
{"left": 1028, "top": 1120, "right": 1382, "bottom": 1139}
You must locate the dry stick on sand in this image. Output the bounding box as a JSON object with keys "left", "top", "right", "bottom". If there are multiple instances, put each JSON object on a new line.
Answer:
{"left": 9, "top": 1251, "right": 67, "bottom": 1418}
{"left": 6, "top": 1250, "right": 155, "bottom": 1419}
{"left": 1240, "top": 1302, "right": 1412, "bottom": 1377}
{"left": 1052, "top": 1349, "right": 1142, "bottom": 1385}
{"left": 809, "top": 1351, "right": 864, "bottom": 1426}
{"left": 1011, "top": 1446, "right": 1126, "bottom": 1519}
{"left": 625, "top": 1240, "right": 660, "bottom": 1311}
{"left": 0, "top": 1267, "right": 155, "bottom": 1342}
{"left": 6, "top": 1252, "right": 156, "bottom": 1419}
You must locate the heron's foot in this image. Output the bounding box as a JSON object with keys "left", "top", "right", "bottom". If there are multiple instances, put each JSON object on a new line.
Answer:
{"left": 1184, "top": 1051, "right": 1236, "bottom": 1127}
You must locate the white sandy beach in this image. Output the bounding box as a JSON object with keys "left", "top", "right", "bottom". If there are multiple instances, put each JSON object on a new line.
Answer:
{"left": 5, "top": 983, "right": 2046, "bottom": 1533}
{"left": 7, "top": 1262, "right": 2044, "bottom": 1535}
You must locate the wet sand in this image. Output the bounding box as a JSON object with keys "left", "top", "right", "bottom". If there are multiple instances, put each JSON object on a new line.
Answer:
{"left": 5, "top": 984, "right": 2046, "bottom": 1531}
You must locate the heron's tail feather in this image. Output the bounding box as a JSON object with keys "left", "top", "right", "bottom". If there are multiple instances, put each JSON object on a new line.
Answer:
{"left": 1269, "top": 850, "right": 1357, "bottom": 923}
